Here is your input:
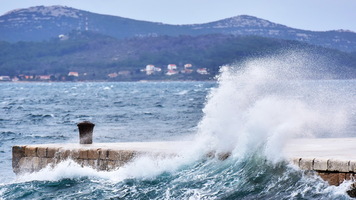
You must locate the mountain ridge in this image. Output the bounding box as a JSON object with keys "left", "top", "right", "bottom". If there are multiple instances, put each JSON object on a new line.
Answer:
{"left": 1, "top": 5, "right": 356, "bottom": 52}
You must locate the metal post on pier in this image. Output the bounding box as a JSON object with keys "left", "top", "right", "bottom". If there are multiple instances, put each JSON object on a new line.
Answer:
{"left": 77, "top": 121, "right": 95, "bottom": 144}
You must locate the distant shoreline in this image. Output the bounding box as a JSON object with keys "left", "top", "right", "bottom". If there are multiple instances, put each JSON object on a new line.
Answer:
{"left": 0, "top": 79, "right": 217, "bottom": 83}
{"left": 2, "top": 78, "right": 356, "bottom": 84}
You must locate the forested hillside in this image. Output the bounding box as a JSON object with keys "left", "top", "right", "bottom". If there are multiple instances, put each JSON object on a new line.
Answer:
{"left": 0, "top": 31, "right": 355, "bottom": 81}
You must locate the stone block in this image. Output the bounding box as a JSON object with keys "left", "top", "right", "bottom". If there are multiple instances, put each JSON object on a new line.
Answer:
{"left": 107, "top": 160, "right": 119, "bottom": 170}
{"left": 69, "top": 150, "right": 80, "bottom": 159}
{"left": 25, "top": 146, "right": 37, "bottom": 157}
{"left": 47, "top": 147, "right": 59, "bottom": 158}
{"left": 54, "top": 149, "right": 64, "bottom": 159}
{"left": 87, "top": 149, "right": 100, "bottom": 159}
{"left": 108, "top": 150, "right": 120, "bottom": 161}
{"left": 40, "top": 158, "right": 54, "bottom": 168}
{"left": 37, "top": 147, "right": 47, "bottom": 158}
{"left": 313, "top": 158, "right": 328, "bottom": 171}
{"left": 54, "top": 148, "right": 65, "bottom": 159}
{"left": 18, "top": 157, "right": 34, "bottom": 173}
{"left": 53, "top": 156, "right": 63, "bottom": 164}
{"left": 59, "top": 149, "right": 71, "bottom": 160}
{"left": 120, "top": 150, "right": 136, "bottom": 162}
{"left": 291, "top": 158, "right": 301, "bottom": 167}
{"left": 349, "top": 160, "right": 356, "bottom": 172}
{"left": 32, "top": 157, "right": 41, "bottom": 171}
{"left": 12, "top": 146, "right": 26, "bottom": 171}
{"left": 328, "top": 159, "right": 349, "bottom": 172}
{"left": 318, "top": 172, "right": 340, "bottom": 186}
{"left": 99, "top": 149, "right": 109, "bottom": 159}
{"left": 97, "top": 159, "right": 108, "bottom": 170}
{"left": 79, "top": 149, "right": 88, "bottom": 159}
{"left": 338, "top": 173, "right": 347, "bottom": 184}
{"left": 299, "top": 158, "right": 314, "bottom": 170}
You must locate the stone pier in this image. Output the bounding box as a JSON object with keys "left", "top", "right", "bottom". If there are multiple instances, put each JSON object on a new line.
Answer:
{"left": 12, "top": 138, "right": 356, "bottom": 197}
{"left": 12, "top": 141, "right": 185, "bottom": 174}
{"left": 284, "top": 137, "right": 356, "bottom": 196}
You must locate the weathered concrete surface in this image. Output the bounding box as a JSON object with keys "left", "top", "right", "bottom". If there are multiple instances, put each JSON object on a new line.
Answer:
{"left": 285, "top": 138, "right": 356, "bottom": 174}
{"left": 285, "top": 138, "right": 356, "bottom": 161}
{"left": 285, "top": 137, "right": 356, "bottom": 196}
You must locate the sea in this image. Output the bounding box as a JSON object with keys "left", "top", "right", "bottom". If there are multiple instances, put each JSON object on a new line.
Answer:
{"left": 0, "top": 54, "right": 356, "bottom": 199}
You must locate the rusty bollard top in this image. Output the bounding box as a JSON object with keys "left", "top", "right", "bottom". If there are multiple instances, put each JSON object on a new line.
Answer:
{"left": 77, "top": 121, "right": 95, "bottom": 144}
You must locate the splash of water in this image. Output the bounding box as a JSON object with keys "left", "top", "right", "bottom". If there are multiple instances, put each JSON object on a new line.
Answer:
{"left": 8, "top": 156, "right": 350, "bottom": 199}
{"left": 14, "top": 51, "right": 355, "bottom": 181}
{"left": 195, "top": 50, "right": 353, "bottom": 162}
{"left": 5, "top": 51, "right": 355, "bottom": 199}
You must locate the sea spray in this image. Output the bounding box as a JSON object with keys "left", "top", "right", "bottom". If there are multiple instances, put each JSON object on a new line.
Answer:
{"left": 1, "top": 51, "right": 355, "bottom": 199}
{"left": 195, "top": 51, "right": 354, "bottom": 163}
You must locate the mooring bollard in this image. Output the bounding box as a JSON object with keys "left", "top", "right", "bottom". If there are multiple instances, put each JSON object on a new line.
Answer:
{"left": 77, "top": 121, "right": 95, "bottom": 144}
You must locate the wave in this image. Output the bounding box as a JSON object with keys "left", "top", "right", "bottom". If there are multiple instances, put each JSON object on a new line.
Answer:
{"left": 195, "top": 50, "right": 354, "bottom": 162}
{"left": 2, "top": 155, "right": 351, "bottom": 199}
{"left": 2, "top": 50, "right": 355, "bottom": 199}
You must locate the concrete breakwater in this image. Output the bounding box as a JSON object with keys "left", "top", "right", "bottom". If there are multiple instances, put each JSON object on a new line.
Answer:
{"left": 12, "top": 139, "right": 356, "bottom": 197}
{"left": 12, "top": 139, "right": 356, "bottom": 184}
{"left": 12, "top": 141, "right": 184, "bottom": 174}
{"left": 12, "top": 121, "right": 185, "bottom": 173}
{"left": 285, "top": 137, "right": 356, "bottom": 197}
{"left": 292, "top": 157, "right": 356, "bottom": 189}
{"left": 11, "top": 122, "right": 356, "bottom": 197}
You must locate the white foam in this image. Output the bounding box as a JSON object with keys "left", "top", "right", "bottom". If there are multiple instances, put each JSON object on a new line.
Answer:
{"left": 15, "top": 160, "right": 111, "bottom": 183}
{"left": 194, "top": 50, "right": 354, "bottom": 162}
{"left": 13, "top": 152, "right": 200, "bottom": 183}
{"left": 176, "top": 90, "right": 189, "bottom": 95}
{"left": 0, "top": 187, "right": 5, "bottom": 200}
{"left": 109, "top": 155, "right": 193, "bottom": 182}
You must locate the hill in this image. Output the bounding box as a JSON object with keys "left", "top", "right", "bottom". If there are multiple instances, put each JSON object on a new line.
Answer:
{"left": 1, "top": 6, "right": 356, "bottom": 52}
{"left": 0, "top": 31, "right": 355, "bottom": 81}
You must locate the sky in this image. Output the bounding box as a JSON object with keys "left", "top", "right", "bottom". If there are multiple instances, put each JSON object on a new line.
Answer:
{"left": 0, "top": 0, "right": 355, "bottom": 32}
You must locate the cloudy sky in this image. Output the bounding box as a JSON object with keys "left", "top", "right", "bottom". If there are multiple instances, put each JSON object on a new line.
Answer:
{"left": 0, "top": 0, "right": 355, "bottom": 32}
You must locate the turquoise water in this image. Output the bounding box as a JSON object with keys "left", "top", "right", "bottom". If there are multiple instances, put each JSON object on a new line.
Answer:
{"left": 1, "top": 56, "right": 355, "bottom": 199}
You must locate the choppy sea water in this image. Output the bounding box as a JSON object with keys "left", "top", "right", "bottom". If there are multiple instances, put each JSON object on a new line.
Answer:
{"left": 1, "top": 54, "right": 356, "bottom": 199}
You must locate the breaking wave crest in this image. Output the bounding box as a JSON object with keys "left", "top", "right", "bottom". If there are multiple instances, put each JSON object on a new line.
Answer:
{"left": 4, "top": 157, "right": 350, "bottom": 199}
{"left": 195, "top": 51, "right": 353, "bottom": 163}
